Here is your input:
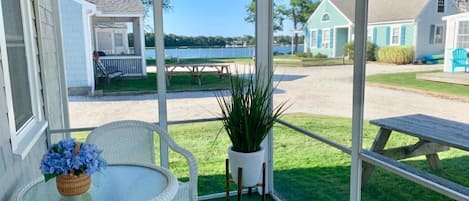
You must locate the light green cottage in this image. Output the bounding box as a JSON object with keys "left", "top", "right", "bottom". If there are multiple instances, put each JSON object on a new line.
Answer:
{"left": 304, "top": 0, "right": 460, "bottom": 60}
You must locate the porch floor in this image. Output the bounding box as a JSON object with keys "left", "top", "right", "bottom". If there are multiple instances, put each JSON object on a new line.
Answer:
{"left": 416, "top": 72, "right": 469, "bottom": 85}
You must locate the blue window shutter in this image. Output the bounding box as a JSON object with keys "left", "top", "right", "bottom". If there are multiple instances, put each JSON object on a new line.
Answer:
{"left": 400, "top": 26, "right": 406, "bottom": 45}
{"left": 385, "top": 27, "right": 391, "bottom": 45}
{"left": 330, "top": 28, "right": 334, "bottom": 49}
{"left": 373, "top": 27, "right": 378, "bottom": 44}
{"left": 318, "top": 30, "right": 322, "bottom": 48}
{"left": 429, "top": 24, "right": 435, "bottom": 44}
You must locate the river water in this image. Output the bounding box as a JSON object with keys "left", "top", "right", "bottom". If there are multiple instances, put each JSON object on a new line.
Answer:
{"left": 145, "top": 45, "right": 304, "bottom": 59}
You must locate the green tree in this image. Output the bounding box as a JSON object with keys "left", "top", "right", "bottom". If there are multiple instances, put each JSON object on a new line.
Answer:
{"left": 244, "top": 1, "right": 287, "bottom": 32}
{"left": 141, "top": 0, "right": 172, "bottom": 32}
{"left": 283, "top": 0, "right": 320, "bottom": 53}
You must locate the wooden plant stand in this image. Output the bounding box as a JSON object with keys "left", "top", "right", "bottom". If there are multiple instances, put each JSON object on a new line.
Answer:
{"left": 225, "top": 159, "right": 266, "bottom": 201}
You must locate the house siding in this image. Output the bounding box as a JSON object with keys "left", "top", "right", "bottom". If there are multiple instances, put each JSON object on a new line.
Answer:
{"left": 404, "top": 24, "right": 414, "bottom": 45}
{"left": 304, "top": 0, "right": 351, "bottom": 57}
{"left": 414, "top": 0, "right": 459, "bottom": 59}
{"left": 0, "top": 0, "right": 67, "bottom": 199}
{"left": 60, "top": 0, "right": 89, "bottom": 88}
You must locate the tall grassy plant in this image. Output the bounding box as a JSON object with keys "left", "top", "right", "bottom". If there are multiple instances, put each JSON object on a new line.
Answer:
{"left": 216, "top": 72, "right": 287, "bottom": 153}
{"left": 377, "top": 46, "right": 414, "bottom": 64}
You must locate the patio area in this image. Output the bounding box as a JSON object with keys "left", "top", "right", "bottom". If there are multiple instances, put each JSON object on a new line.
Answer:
{"left": 417, "top": 71, "right": 469, "bottom": 86}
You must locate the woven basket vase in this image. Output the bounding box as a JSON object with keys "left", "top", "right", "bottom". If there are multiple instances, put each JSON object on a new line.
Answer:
{"left": 55, "top": 142, "right": 91, "bottom": 196}
{"left": 56, "top": 174, "right": 91, "bottom": 196}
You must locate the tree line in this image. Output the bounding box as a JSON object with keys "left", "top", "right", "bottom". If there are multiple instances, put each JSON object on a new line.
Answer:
{"left": 129, "top": 33, "right": 303, "bottom": 48}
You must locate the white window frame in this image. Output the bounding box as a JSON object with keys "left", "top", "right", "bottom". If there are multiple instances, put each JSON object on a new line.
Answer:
{"left": 0, "top": 0, "right": 47, "bottom": 158}
{"left": 437, "top": 0, "right": 445, "bottom": 13}
{"left": 310, "top": 29, "right": 317, "bottom": 49}
{"left": 390, "top": 25, "right": 401, "bottom": 46}
{"left": 367, "top": 27, "right": 373, "bottom": 42}
{"left": 322, "top": 29, "right": 330, "bottom": 48}
{"left": 114, "top": 33, "right": 124, "bottom": 47}
{"left": 433, "top": 24, "right": 444, "bottom": 44}
{"left": 457, "top": 21, "right": 469, "bottom": 48}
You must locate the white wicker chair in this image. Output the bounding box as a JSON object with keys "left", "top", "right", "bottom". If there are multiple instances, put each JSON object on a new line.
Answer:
{"left": 86, "top": 120, "right": 198, "bottom": 201}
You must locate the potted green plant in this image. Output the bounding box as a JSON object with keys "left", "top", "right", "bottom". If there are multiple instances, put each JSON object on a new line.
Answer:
{"left": 216, "top": 71, "right": 287, "bottom": 187}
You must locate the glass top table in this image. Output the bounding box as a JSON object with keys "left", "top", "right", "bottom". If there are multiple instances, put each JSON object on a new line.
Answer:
{"left": 17, "top": 163, "right": 178, "bottom": 201}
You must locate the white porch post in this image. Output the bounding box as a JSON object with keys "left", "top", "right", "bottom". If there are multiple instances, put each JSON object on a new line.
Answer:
{"left": 139, "top": 16, "right": 147, "bottom": 76}
{"left": 153, "top": 0, "right": 169, "bottom": 168}
{"left": 256, "top": 0, "right": 274, "bottom": 193}
{"left": 350, "top": 0, "right": 369, "bottom": 200}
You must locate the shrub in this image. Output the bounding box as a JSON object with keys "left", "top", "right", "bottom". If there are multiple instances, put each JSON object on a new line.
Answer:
{"left": 295, "top": 52, "right": 312, "bottom": 58}
{"left": 313, "top": 53, "right": 328, "bottom": 58}
{"left": 376, "top": 46, "right": 414, "bottom": 64}
{"left": 344, "top": 41, "right": 378, "bottom": 61}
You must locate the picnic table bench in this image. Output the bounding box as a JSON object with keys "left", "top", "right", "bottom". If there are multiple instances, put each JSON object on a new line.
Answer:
{"left": 165, "top": 63, "right": 230, "bottom": 86}
{"left": 362, "top": 114, "right": 469, "bottom": 199}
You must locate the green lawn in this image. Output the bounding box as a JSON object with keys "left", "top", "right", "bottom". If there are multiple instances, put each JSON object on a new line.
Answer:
{"left": 98, "top": 72, "right": 232, "bottom": 92}
{"left": 72, "top": 114, "right": 469, "bottom": 200}
{"left": 367, "top": 71, "right": 469, "bottom": 97}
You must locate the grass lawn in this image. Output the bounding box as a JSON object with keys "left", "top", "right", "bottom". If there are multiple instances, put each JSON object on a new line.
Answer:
{"left": 98, "top": 72, "right": 232, "bottom": 92}
{"left": 367, "top": 71, "right": 469, "bottom": 97}
{"left": 72, "top": 113, "right": 468, "bottom": 201}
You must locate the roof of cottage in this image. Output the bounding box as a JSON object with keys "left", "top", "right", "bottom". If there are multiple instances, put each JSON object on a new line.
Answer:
{"left": 329, "top": 0, "right": 430, "bottom": 23}
{"left": 95, "top": 0, "right": 145, "bottom": 15}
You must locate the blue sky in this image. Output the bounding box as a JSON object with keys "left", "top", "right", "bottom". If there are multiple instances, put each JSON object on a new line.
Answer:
{"left": 147, "top": 0, "right": 293, "bottom": 37}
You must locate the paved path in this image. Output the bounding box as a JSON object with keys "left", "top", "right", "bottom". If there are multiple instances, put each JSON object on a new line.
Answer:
{"left": 69, "top": 64, "right": 469, "bottom": 128}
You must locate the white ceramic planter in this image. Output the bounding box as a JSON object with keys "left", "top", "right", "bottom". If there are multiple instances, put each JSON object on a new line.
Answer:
{"left": 227, "top": 146, "right": 265, "bottom": 187}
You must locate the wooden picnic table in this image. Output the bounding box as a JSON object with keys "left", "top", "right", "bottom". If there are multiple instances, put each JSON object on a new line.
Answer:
{"left": 362, "top": 114, "right": 469, "bottom": 185}
{"left": 165, "top": 63, "right": 230, "bottom": 86}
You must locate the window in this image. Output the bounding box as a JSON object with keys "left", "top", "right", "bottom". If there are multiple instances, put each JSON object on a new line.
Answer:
{"left": 457, "top": 21, "right": 469, "bottom": 48}
{"left": 322, "top": 29, "right": 330, "bottom": 48}
{"left": 391, "top": 26, "right": 400, "bottom": 45}
{"left": 114, "top": 33, "right": 123, "bottom": 47}
{"left": 1, "top": 0, "right": 46, "bottom": 157}
{"left": 437, "top": 0, "right": 445, "bottom": 13}
{"left": 430, "top": 25, "right": 444, "bottom": 44}
{"left": 321, "top": 14, "right": 330, "bottom": 22}
{"left": 310, "top": 30, "right": 317, "bottom": 48}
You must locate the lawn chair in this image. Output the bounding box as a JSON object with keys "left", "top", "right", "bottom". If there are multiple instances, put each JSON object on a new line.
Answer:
{"left": 451, "top": 48, "right": 469, "bottom": 73}
{"left": 86, "top": 120, "right": 198, "bottom": 201}
{"left": 94, "top": 59, "right": 124, "bottom": 84}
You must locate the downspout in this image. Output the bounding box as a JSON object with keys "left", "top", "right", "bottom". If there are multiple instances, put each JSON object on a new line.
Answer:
{"left": 86, "top": 9, "right": 96, "bottom": 94}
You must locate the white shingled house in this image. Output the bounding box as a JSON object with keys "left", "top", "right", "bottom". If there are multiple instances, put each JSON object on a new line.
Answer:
{"left": 443, "top": 10, "right": 469, "bottom": 72}
{"left": 60, "top": 0, "right": 146, "bottom": 95}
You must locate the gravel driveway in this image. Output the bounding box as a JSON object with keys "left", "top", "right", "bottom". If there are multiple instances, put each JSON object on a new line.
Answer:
{"left": 69, "top": 63, "right": 469, "bottom": 128}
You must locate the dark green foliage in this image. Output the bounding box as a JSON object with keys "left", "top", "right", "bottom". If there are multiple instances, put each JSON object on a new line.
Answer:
{"left": 313, "top": 53, "right": 328, "bottom": 59}
{"left": 295, "top": 52, "right": 312, "bottom": 58}
{"left": 216, "top": 72, "right": 288, "bottom": 153}
{"left": 377, "top": 46, "right": 414, "bottom": 64}
{"left": 244, "top": 1, "right": 287, "bottom": 32}
{"left": 344, "top": 41, "right": 378, "bottom": 61}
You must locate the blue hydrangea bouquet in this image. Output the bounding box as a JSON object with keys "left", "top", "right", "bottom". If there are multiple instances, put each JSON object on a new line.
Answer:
{"left": 41, "top": 138, "right": 106, "bottom": 182}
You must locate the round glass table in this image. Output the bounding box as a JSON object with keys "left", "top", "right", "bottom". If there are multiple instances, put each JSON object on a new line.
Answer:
{"left": 17, "top": 163, "right": 178, "bottom": 201}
